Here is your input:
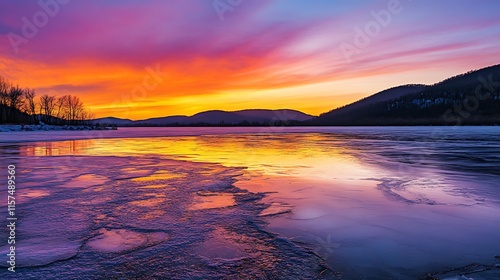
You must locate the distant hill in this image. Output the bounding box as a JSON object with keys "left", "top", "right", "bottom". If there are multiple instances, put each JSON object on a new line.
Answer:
{"left": 234, "top": 109, "right": 313, "bottom": 122}
{"left": 93, "top": 117, "right": 134, "bottom": 126}
{"left": 134, "top": 116, "right": 188, "bottom": 126}
{"left": 316, "top": 84, "right": 428, "bottom": 125}
{"left": 93, "top": 109, "right": 314, "bottom": 126}
{"left": 314, "top": 64, "right": 500, "bottom": 125}
{"left": 15, "top": 65, "right": 500, "bottom": 128}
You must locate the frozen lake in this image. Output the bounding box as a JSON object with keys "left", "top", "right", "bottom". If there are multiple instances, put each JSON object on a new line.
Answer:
{"left": 1, "top": 127, "right": 500, "bottom": 279}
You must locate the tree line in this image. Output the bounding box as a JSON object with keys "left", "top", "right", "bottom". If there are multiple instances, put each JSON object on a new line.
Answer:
{"left": 0, "top": 75, "right": 94, "bottom": 125}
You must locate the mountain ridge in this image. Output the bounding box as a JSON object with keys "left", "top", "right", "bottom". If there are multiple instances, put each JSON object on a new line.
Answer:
{"left": 93, "top": 109, "right": 315, "bottom": 126}
{"left": 51, "top": 64, "right": 500, "bottom": 127}
{"left": 314, "top": 63, "right": 500, "bottom": 125}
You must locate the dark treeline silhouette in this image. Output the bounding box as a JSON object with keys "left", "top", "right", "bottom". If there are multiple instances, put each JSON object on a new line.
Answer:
{"left": 0, "top": 75, "right": 94, "bottom": 125}
{"left": 312, "top": 64, "right": 500, "bottom": 126}
{"left": 103, "top": 120, "right": 307, "bottom": 127}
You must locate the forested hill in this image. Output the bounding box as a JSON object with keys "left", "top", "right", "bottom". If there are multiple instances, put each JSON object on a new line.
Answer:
{"left": 313, "top": 64, "right": 500, "bottom": 125}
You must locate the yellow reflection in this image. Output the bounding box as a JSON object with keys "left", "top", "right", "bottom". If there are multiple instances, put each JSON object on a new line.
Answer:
{"left": 18, "top": 133, "right": 380, "bottom": 181}
{"left": 66, "top": 174, "right": 108, "bottom": 188}
{"left": 139, "top": 184, "right": 175, "bottom": 190}
{"left": 131, "top": 171, "right": 184, "bottom": 182}
{"left": 22, "top": 140, "right": 92, "bottom": 157}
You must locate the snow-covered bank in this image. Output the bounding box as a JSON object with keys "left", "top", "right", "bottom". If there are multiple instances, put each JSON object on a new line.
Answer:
{"left": 0, "top": 124, "right": 116, "bottom": 132}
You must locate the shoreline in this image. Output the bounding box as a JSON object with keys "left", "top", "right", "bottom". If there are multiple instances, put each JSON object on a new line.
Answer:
{"left": 0, "top": 124, "right": 117, "bottom": 132}
{"left": 2, "top": 126, "right": 500, "bottom": 146}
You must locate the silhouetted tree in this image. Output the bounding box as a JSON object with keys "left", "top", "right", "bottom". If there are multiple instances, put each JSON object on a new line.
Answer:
{"left": 23, "top": 89, "right": 38, "bottom": 124}
{"left": 65, "top": 95, "right": 84, "bottom": 125}
{"left": 81, "top": 109, "right": 95, "bottom": 125}
{"left": 0, "top": 76, "right": 11, "bottom": 123}
{"left": 7, "top": 85, "right": 24, "bottom": 123}
{"left": 54, "top": 95, "right": 67, "bottom": 125}
{"left": 39, "top": 94, "right": 56, "bottom": 124}
{"left": 0, "top": 75, "right": 95, "bottom": 125}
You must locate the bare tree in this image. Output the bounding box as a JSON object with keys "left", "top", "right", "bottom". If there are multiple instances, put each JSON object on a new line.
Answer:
{"left": 39, "top": 94, "right": 56, "bottom": 124}
{"left": 0, "top": 76, "right": 93, "bottom": 125}
{"left": 54, "top": 95, "right": 67, "bottom": 125}
{"left": 7, "top": 85, "right": 24, "bottom": 123}
{"left": 0, "top": 76, "right": 12, "bottom": 123}
{"left": 65, "top": 95, "right": 84, "bottom": 125}
{"left": 80, "top": 109, "right": 95, "bottom": 125}
{"left": 24, "top": 88, "right": 38, "bottom": 124}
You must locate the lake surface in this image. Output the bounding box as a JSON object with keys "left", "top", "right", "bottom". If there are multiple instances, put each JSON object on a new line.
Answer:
{"left": 1, "top": 127, "right": 500, "bottom": 279}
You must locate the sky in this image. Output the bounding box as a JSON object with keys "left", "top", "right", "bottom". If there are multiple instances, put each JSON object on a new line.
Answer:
{"left": 0, "top": 0, "right": 499, "bottom": 120}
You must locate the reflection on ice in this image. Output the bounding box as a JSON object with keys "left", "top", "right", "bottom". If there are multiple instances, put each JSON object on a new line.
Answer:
{"left": 0, "top": 154, "right": 324, "bottom": 279}
{"left": 86, "top": 229, "right": 169, "bottom": 253}
{"left": 194, "top": 228, "right": 251, "bottom": 261}
{"left": 87, "top": 229, "right": 146, "bottom": 253}
{"left": 259, "top": 202, "right": 292, "bottom": 217}
{"left": 2, "top": 127, "right": 500, "bottom": 279}
{"left": 245, "top": 175, "right": 500, "bottom": 279}
{"left": 66, "top": 174, "right": 108, "bottom": 188}
{"left": 139, "top": 184, "right": 174, "bottom": 189}
{"left": 19, "top": 189, "right": 51, "bottom": 199}
{"left": 131, "top": 171, "right": 184, "bottom": 182}
{"left": 376, "top": 177, "right": 482, "bottom": 206}
{"left": 128, "top": 197, "right": 168, "bottom": 207}
{"left": 189, "top": 192, "right": 236, "bottom": 210}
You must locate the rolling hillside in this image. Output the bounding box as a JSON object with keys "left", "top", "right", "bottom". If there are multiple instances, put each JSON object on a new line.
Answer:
{"left": 314, "top": 64, "right": 500, "bottom": 125}
{"left": 93, "top": 109, "right": 314, "bottom": 126}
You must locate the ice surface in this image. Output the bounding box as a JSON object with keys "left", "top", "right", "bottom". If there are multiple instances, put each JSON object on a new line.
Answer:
{"left": 0, "top": 238, "right": 81, "bottom": 267}
{"left": 139, "top": 183, "right": 175, "bottom": 190}
{"left": 375, "top": 177, "right": 482, "bottom": 206}
{"left": 429, "top": 260, "right": 500, "bottom": 279}
{"left": 131, "top": 170, "right": 184, "bottom": 182}
{"left": 194, "top": 228, "right": 251, "bottom": 261}
{"left": 1, "top": 126, "right": 500, "bottom": 279}
{"left": 86, "top": 228, "right": 168, "bottom": 253}
{"left": 189, "top": 191, "right": 236, "bottom": 210}
{"left": 0, "top": 153, "right": 324, "bottom": 279}
{"left": 65, "top": 174, "right": 109, "bottom": 188}
{"left": 259, "top": 202, "right": 293, "bottom": 217}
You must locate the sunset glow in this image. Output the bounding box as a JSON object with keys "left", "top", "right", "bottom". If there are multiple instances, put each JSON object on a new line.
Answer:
{"left": 1, "top": 0, "right": 499, "bottom": 119}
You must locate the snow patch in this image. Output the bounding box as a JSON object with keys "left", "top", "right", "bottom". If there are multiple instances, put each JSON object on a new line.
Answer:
{"left": 86, "top": 228, "right": 169, "bottom": 253}
{"left": 189, "top": 192, "right": 236, "bottom": 210}
{"left": 0, "top": 237, "right": 81, "bottom": 267}
{"left": 259, "top": 202, "right": 292, "bottom": 217}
